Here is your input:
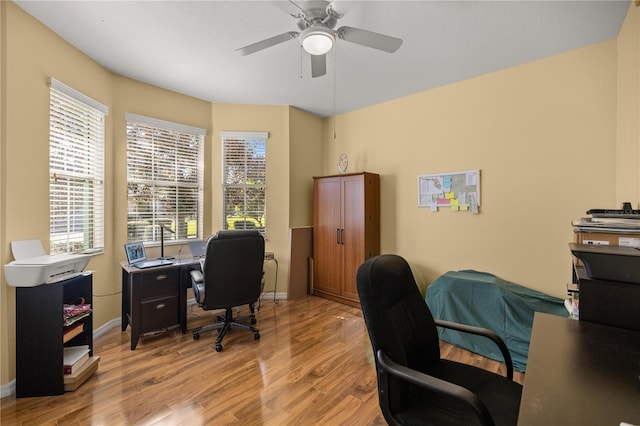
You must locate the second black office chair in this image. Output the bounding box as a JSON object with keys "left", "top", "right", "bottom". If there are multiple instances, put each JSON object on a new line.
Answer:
{"left": 190, "top": 230, "right": 265, "bottom": 352}
{"left": 357, "top": 254, "right": 523, "bottom": 426}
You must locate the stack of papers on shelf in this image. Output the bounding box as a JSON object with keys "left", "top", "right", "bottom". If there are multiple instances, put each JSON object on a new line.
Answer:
{"left": 63, "top": 300, "right": 92, "bottom": 326}
{"left": 572, "top": 217, "right": 640, "bottom": 233}
{"left": 63, "top": 345, "right": 90, "bottom": 375}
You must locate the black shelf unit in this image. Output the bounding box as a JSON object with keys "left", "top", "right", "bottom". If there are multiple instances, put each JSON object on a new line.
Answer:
{"left": 15, "top": 273, "right": 94, "bottom": 397}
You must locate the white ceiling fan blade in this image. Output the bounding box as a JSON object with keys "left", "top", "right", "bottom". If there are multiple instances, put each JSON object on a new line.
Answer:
{"left": 337, "top": 26, "right": 403, "bottom": 53}
{"left": 271, "top": 0, "right": 305, "bottom": 19}
{"left": 236, "top": 31, "right": 299, "bottom": 56}
{"left": 310, "top": 54, "right": 327, "bottom": 78}
{"left": 327, "top": 1, "right": 351, "bottom": 19}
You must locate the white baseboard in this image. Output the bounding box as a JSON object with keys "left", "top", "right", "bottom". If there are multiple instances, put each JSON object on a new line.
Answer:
{"left": 1, "top": 379, "right": 15, "bottom": 399}
{"left": 260, "top": 291, "right": 287, "bottom": 301}
{"left": 94, "top": 318, "right": 121, "bottom": 339}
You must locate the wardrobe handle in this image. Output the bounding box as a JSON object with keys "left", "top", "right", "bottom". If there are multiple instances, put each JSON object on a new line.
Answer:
{"left": 337, "top": 228, "right": 341, "bottom": 244}
{"left": 341, "top": 229, "right": 345, "bottom": 245}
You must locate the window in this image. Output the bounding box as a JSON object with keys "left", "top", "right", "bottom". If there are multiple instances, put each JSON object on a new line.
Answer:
{"left": 49, "top": 78, "right": 108, "bottom": 254}
{"left": 126, "top": 113, "right": 205, "bottom": 244}
{"left": 221, "top": 132, "right": 268, "bottom": 236}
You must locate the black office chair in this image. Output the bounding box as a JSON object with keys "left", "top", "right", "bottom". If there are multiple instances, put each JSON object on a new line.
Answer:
{"left": 356, "top": 254, "right": 522, "bottom": 426}
{"left": 190, "top": 230, "right": 265, "bottom": 352}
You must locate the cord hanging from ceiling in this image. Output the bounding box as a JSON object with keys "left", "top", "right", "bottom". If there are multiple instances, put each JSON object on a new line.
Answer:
{"left": 299, "top": 45, "right": 303, "bottom": 78}
{"left": 333, "top": 42, "right": 337, "bottom": 139}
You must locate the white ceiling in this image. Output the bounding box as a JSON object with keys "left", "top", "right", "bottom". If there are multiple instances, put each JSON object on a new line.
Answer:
{"left": 15, "top": 0, "right": 631, "bottom": 118}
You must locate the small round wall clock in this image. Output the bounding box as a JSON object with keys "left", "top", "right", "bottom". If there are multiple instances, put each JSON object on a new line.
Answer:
{"left": 337, "top": 154, "right": 348, "bottom": 174}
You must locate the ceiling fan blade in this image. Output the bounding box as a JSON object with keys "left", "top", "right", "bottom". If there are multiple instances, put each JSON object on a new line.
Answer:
{"left": 327, "top": 1, "right": 351, "bottom": 18}
{"left": 236, "top": 31, "right": 299, "bottom": 56}
{"left": 310, "top": 54, "right": 327, "bottom": 78}
{"left": 271, "top": 0, "right": 305, "bottom": 18}
{"left": 337, "top": 26, "right": 403, "bottom": 53}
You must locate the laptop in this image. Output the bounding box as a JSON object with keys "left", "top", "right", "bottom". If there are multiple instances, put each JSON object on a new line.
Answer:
{"left": 124, "top": 241, "right": 174, "bottom": 269}
{"left": 187, "top": 239, "right": 207, "bottom": 258}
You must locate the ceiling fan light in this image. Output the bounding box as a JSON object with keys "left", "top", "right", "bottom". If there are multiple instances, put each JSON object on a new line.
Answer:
{"left": 302, "top": 29, "right": 334, "bottom": 55}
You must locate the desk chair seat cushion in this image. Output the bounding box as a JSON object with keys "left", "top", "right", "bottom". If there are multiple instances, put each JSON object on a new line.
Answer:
{"left": 423, "top": 359, "right": 522, "bottom": 426}
{"left": 357, "top": 254, "right": 522, "bottom": 426}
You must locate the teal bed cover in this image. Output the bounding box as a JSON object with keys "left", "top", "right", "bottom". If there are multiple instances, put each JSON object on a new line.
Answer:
{"left": 426, "top": 270, "right": 567, "bottom": 372}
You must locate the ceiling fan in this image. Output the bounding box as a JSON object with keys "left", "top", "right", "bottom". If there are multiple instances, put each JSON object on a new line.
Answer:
{"left": 236, "top": 0, "right": 403, "bottom": 78}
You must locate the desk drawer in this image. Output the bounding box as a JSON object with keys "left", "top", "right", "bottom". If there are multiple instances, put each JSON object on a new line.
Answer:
{"left": 140, "top": 269, "right": 179, "bottom": 300}
{"left": 141, "top": 296, "right": 179, "bottom": 331}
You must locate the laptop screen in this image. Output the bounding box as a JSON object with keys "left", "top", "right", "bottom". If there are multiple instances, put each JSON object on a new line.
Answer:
{"left": 125, "top": 242, "right": 146, "bottom": 264}
{"left": 187, "top": 240, "right": 207, "bottom": 258}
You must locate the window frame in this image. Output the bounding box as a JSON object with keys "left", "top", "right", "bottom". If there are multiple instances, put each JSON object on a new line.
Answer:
{"left": 125, "top": 113, "right": 205, "bottom": 245}
{"left": 49, "top": 78, "right": 108, "bottom": 255}
{"left": 221, "top": 131, "right": 268, "bottom": 237}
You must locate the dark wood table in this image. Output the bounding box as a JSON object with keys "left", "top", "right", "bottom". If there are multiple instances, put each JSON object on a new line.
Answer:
{"left": 518, "top": 313, "right": 640, "bottom": 425}
{"left": 121, "top": 257, "right": 202, "bottom": 349}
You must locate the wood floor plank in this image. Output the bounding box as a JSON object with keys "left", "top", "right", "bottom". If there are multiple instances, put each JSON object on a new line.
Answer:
{"left": 1, "top": 296, "right": 524, "bottom": 425}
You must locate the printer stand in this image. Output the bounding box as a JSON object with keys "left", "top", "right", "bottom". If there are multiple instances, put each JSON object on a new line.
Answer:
{"left": 15, "top": 273, "right": 99, "bottom": 397}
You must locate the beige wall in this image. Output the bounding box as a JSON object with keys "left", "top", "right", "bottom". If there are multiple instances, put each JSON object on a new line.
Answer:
{"left": 207, "top": 104, "right": 322, "bottom": 294}
{"left": 617, "top": 3, "right": 640, "bottom": 205}
{"left": 323, "top": 39, "right": 619, "bottom": 297}
{"left": 289, "top": 107, "right": 324, "bottom": 227}
{"left": 0, "top": 3, "right": 211, "bottom": 389}
{"left": 0, "top": 0, "right": 7, "bottom": 392}
{"left": 1, "top": 1, "right": 114, "bottom": 388}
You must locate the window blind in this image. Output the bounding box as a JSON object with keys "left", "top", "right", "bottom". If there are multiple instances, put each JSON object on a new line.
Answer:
{"left": 126, "top": 114, "right": 205, "bottom": 244}
{"left": 221, "top": 132, "right": 267, "bottom": 236}
{"left": 49, "top": 79, "right": 107, "bottom": 254}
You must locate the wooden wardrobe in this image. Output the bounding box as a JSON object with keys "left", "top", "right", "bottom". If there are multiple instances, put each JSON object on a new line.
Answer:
{"left": 312, "top": 172, "right": 380, "bottom": 307}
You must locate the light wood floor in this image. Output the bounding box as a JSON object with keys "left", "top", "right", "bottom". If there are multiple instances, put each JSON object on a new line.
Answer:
{"left": 1, "top": 296, "right": 524, "bottom": 425}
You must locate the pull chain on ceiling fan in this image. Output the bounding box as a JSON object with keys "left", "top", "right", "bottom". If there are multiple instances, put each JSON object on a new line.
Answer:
{"left": 236, "top": 0, "right": 403, "bottom": 78}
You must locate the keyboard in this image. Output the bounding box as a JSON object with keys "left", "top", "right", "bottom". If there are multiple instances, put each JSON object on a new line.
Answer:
{"left": 133, "top": 259, "right": 174, "bottom": 269}
{"left": 587, "top": 209, "right": 640, "bottom": 218}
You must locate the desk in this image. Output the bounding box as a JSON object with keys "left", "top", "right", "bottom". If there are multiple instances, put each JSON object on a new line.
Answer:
{"left": 121, "top": 258, "right": 201, "bottom": 350}
{"left": 121, "top": 253, "right": 278, "bottom": 350}
{"left": 518, "top": 313, "right": 640, "bottom": 425}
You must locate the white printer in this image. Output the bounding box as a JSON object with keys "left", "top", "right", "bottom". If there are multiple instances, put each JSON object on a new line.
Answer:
{"left": 4, "top": 239, "right": 90, "bottom": 287}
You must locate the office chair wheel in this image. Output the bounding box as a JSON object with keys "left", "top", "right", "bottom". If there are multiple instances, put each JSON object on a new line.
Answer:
{"left": 254, "top": 332, "right": 260, "bottom": 340}
{"left": 215, "top": 343, "right": 222, "bottom": 352}
{"left": 193, "top": 332, "right": 200, "bottom": 340}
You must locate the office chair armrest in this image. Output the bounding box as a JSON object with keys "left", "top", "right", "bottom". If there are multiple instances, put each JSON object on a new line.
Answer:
{"left": 190, "top": 270, "right": 205, "bottom": 304}
{"left": 376, "top": 349, "right": 495, "bottom": 426}
{"left": 190, "top": 269, "right": 204, "bottom": 284}
{"left": 434, "top": 319, "right": 514, "bottom": 380}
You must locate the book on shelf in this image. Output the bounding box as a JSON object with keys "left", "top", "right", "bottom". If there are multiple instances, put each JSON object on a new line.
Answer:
{"left": 63, "top": 345, "right": 90, "bottom": 375}
{"left": 64, "top": 310, "right": 91, "bottom": 326}
{"left": 63, "top": 323, "right": 84, "bottom": 343}
{"left": 64, "top": 356, "right": 100, "bottom": 392}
